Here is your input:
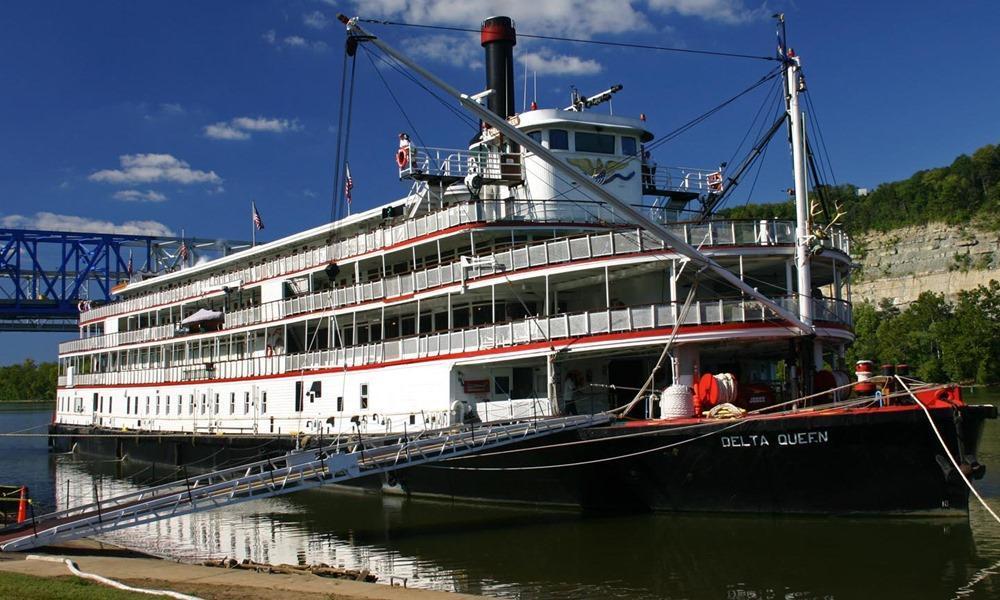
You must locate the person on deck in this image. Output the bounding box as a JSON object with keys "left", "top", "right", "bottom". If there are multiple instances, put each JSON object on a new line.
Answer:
{"left": 563, "top": 370, "right": 582, "bottom": 415}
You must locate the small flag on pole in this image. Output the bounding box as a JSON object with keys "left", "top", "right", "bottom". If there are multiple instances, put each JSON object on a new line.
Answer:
{"left": 179, "top": 240, "right": 189, "bottom": 262}
{"left": 252, "top": 201, "right": 264, "bottom": 231}
{"left": 127, "top": 250, "right": 134, "bottom": 276}
{"left": 344, "top": 163, "right": 354, "bottom": 207}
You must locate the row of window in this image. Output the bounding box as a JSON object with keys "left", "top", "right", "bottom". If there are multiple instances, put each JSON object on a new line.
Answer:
{"left": 61, "top": 383, "right": 371, "bottom": 416}
{"left": 526, "top": 129, "right": 638, "bottom": 156}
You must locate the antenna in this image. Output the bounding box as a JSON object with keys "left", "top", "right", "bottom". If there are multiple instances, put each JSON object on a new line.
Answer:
{"left": 522, "top": 53, "right": 528, "bottom": 112}
{"left": 533, "top": 70, "right": 537, "bottom": 105}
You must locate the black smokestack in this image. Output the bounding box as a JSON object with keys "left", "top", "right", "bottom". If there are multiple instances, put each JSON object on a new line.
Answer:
{"left": 481, "top": 16, "right": 516, "bottom": 119}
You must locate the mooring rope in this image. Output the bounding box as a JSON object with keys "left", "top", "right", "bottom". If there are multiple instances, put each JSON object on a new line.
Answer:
{"left": 896, "top": 376, "right": 1000, "bottom": 525}
{"left": 27, "top": 555, "right": 202, "bottom": 600}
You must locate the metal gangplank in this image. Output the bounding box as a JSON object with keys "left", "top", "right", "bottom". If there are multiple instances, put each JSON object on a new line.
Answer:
{"left": 0, "top": 413, "right": 610, "bottom": 552}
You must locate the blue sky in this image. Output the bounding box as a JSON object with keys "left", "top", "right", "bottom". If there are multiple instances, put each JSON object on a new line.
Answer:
{"left": 2, "top": 0, "right": 999, "bottom": 363}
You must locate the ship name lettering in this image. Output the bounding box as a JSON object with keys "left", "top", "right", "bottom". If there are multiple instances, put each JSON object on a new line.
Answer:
{"left": 776, "top": 431, "right": 829, "bottom": 446}
{"left": 721, "top": 434, "right": 770, "bottom": 448}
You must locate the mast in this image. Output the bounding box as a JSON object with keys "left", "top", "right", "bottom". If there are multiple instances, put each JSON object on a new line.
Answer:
{"left": 339, "top": 15, "right": 814, "bottom": 336}
{"left": 780, "top": 15, "right": 812, "bottom": 326}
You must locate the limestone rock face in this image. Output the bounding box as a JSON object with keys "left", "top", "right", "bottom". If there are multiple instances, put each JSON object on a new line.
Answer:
{"left": 852, "top": 223, "right": 1000, "bottom": 305}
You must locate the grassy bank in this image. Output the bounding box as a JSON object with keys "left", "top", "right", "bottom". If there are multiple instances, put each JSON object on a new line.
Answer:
{"left": 0, "top": 572, "right": 152, "bottom": 599}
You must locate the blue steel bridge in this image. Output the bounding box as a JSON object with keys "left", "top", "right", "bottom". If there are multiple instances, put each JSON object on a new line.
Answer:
{"left": 0, "top": 228, "right": 247, "bottom": 332}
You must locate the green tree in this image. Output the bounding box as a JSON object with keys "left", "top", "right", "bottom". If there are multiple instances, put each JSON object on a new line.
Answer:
{"left": 0, "top": 359, "right": 58, "bottom": 401}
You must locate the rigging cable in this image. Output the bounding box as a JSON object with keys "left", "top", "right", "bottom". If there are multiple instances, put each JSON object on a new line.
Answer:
{"left": 804, "top": 92, "right": 837, "bottom": 186}
{"left": 359, "top": 44, "right": 428, "bottom": 148}
{"left": 724, "top": 74, "right": 782, "bottom": 179}
{"left": 329, "top": 42, "right": 356, "bottom": 224}
{"left": 363, "top": 44, "right": 479, "bottom": 131}
{"left": 647, "top": 67, "right": 782, "bottom": 151}
{"left": 357, "top": 19, "right": 780, "bottom": 63}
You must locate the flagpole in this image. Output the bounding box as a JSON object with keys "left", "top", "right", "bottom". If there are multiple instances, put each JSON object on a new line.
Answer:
{"left": 251, "top": 200, "right": 256, "bottom": 247}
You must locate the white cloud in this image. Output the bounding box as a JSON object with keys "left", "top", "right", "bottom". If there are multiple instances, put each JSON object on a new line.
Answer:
{"left": 408, "top": 34, "right": 481, "bottom": 68}
{"left": 159, "top": 102, "right": 185, "bottom": 115}
{"left": 523, "top": 49, "right": 602, "bottom": 75}
{"left": 113, "top": 189, "right": 167, "bottom": 203}
{"left": 303, "top": 11, "right": 330, "bottom": 29}
{"left": 89, "top": 154, "right": 222, "bottom": 185}
{"left": 647, "top": 0, "right": 766, "bottom": 24}
{"left": 204, "top": 116, "right": 301, "bottom": 141}
{"left": 262, "top": 29, "right": 329, "bottom": 52}
{"left": 407, "top": 33, "right": 599, "bottom": 75}
{"left": 204, "top": 123, "right": 250, "bottom": 140}
{"left": 352, "top": 0, "right": 649, "bottom": 37}
{"left": 0, "top": 212, "right": 175, "bottom": 237}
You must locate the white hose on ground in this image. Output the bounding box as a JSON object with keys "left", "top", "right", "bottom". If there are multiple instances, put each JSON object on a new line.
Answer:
{"left": 895, "top": 376, "right": 1000, "bottom": 526}
{"left": 26, "top": 555, "right": 203, "bottom": 600}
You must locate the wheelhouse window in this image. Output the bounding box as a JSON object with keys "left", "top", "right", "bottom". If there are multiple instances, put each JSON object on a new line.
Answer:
{"left": 621, "top": 136, "right": 638, "bottom": 156}
{"left": 527, "top": 130, "right": 542, "bottom": 144}
{"left": 549, "top": 129, "right": 569, "bottom": 150}
{"left": 575, "top": 132, "right": 616, "bottom": 154}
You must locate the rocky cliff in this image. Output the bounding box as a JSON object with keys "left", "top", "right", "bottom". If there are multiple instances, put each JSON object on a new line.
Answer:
{"left": 851, "top": 223, "right": 1000, "bottom": 305}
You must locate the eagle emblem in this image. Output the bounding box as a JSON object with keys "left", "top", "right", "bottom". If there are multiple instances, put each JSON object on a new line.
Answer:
{"left": 566, "top": 157, "right": 635, "bottom": 185}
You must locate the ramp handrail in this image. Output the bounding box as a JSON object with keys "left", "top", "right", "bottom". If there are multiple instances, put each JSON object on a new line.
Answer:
{"left": 0, "top": 413, "right": 609, "bottom": 552}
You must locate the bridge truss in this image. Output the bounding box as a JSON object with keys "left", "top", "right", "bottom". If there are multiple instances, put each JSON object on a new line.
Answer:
{"left": 0, "top": 228, "right": 249, "bottom": 332}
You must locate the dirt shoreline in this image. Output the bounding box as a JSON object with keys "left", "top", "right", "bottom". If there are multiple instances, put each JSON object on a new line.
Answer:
{"left": 0, "top": 539, "right": 486, "bottom": 599}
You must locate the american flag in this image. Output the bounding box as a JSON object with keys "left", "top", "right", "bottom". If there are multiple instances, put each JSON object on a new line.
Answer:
{"left": 344, "top": 163, "right": 353, "bottom": 205}
{"left": 178, "top": 241, "right": 189, "bottom": 261}
{"left": 252, "top": 201, "right": 264, "bottom": 230}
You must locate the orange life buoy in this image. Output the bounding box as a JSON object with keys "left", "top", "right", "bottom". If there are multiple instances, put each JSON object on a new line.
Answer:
{"left": 396, "top": 147, "right": 409, "bottom": 169}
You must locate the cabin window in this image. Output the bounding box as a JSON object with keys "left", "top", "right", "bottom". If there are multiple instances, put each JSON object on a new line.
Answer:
{"left": 145, "top": 396, "right": 150, "bottom": 414}
{"left": 360, "top": 384, "right": 369, "bottom": 409}
{"left": 229, "top": 393, "right": 236, "bottom": 415}
{"left": 200, "top": 394, "right": 206, "bottom": 415}
{"left": 261, "top": 392, "right": 267, "bottom": 413}
{"left": 155, "top": 395, "right": 160, "bottom": 415}
{"left": 295, "top": 381, "right": 304, "bottom": 412}
{"left": 549, "top": 129, "right": 569, "bottom": 150}
{"left": 244, "top": 392, "right": 250, "bottom": 414}
{"left": 575, "top": 131, "right": 615, "bottom": 154}
{"left": 527, "top": 130, "right": 542, "bottom": 144}
{"left": 126, "top": 396, "right": 131, "bottom": 415}
{"left": 621, "top": 136, "right": 638, "bottom": 156}
{"left": 214, "top": 393, "right": 220, "bottom": 415}
{"left": 188, "top": 395, "right": 194, "bottom": 415}
{"left": 337, "top": 396, "right": 344, "bottom": 412}
{"left": 494, "top": 376, "right": 511, "bottom": 397}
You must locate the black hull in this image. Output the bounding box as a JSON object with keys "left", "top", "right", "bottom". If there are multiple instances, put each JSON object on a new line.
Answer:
{"left": 51, "top": 404, "right": 996, "bottom": 516}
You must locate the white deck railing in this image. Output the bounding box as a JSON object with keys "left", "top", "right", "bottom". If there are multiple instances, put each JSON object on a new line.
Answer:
{"left": 77, "top": 193, "right": 850, "bottom": 328}
{"left": 59, "top": 223, "right": 850, "bottom": 355}
{"left": 59, "top": 296, "right": 851, "bottom": 388}
{"left": 399, "top": 146, "right": 523, "bottom": 182}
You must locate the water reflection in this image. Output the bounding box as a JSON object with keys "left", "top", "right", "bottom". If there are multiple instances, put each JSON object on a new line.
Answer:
{"left": 55, "top": 455, "right": 997, "bottom": 599}
{"left": 5, "top": 392, "right": 999, "bottom": 600}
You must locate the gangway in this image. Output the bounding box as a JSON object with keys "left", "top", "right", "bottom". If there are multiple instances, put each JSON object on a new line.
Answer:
{"left": 0, "top": 413, "right": 610, "bottom": 552}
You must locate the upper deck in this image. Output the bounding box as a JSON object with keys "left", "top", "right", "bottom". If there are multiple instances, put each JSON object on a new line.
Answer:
{"left": 73, "top": 194, "right": 850, "bottom": 332}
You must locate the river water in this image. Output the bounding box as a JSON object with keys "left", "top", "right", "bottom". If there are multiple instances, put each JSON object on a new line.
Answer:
{"left": 2, "top": 391, "right": 1000, "bottom": 599}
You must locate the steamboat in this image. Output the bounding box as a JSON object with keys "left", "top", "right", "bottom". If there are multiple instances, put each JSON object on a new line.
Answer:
{"left": 49, "top": 14, "right": 995, "bottom": 515}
